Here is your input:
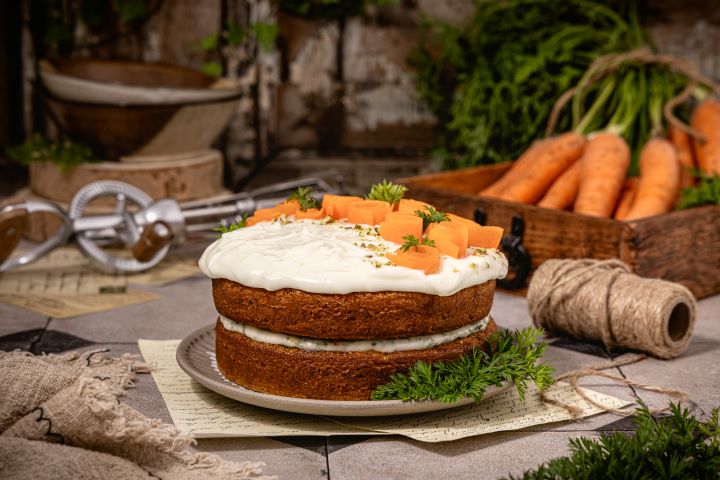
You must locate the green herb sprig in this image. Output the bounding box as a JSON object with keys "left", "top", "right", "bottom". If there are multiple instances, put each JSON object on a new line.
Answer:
{"left": 6, "top": 133, "right": 98, "bottom": 173}
{"left": 366, "top": 179, "right": 408, "bottom": 205}
{"left": 400, "top": 234, "right": 436, "bottom": 252}
{"left": 213, "top": 214, "right": 249, "bottom": 235}
{"left": 288, "top": 187, "right": 320, "bottom": 211}
{"left": 415, "top": 206, "right": 449, "bottom": 231}
{"left": 677, "top": 173, "right": 720, "bottom": 209}
{"left": 508, "top": 403, "right": 720, "bottom": 479}
{"left": 372, "top": 327, "right": 553, "bottom": 403}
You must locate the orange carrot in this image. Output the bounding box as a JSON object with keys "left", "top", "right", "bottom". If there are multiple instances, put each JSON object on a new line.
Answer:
{"left": 295, "top": 208, "right": 325, "bottom": 220}
{"left": 379, "top": 215, "right": 423, "bottom": 245}
{"left": 691, "top": 99, "right": 720, "bottom": 175}
{"left": 480, "top": 139, "right": 550, "bottom": 197}
{"left": 498, "top": 132, "right": 586, "bottom": 204}
{"left": 246, "top": 207, "right": 282, "bottom": 226}
{"left": 573, "top": 132, "right": 630, "bottom": 218}
{"left": 470, "top": 226, "right": 503, "bottom": 249}
{"left": 447, "top": 213, "right": 486, "bottom": 247}
{"left": 386, "top": 245, "right": 441, "bottom": 275}
{"left": 396, "top": 199, "right": 431, "bottom": 213}
{"left": 426, "top": 222, "right": 469, "bottom": 258}
{"left": 346, "top": 200, "right": 392, "bottom": 225}
{"left": 613, "top": 177, "right": 639, "bottom": 221}
{"left": 625, "top": 138, "right": 680, "bottom": 220}
{"left": 275, "top": 200, "right": 300, "bottom": 216}
{"left": 537, "top": 160, "right": 581, "bottom": 210}
{"left": 322, "top": 195, "right": 363, "bottom": 220}
{"left": 668, "top": 124, "right": 696, "bottom": 191}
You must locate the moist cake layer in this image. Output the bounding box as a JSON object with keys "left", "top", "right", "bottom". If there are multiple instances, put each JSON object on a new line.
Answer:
{"left": 213, "top": 278, "right": 496, "bottom": 340}
{"left": 215, "top": 316, "right": 499, "bottom": 401}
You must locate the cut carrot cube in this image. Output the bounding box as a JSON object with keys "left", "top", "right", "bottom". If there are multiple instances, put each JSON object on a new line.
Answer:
{"left": 472, "top": 226, "right": 504, "bottom": 249}
{"left": 379, "top": 215, "right": 423, "bottom": 244}
{"left": 386, "top": 245, "right": 441, "bottom": 275}
{"left": 295, "top": 208, "right": 325, "bottom": 220}
{"left": 447, "top": 213, "right": 487, "bottom": 247}
{"left": 246, "top": 207, "right": 282, "bottom": 226}
{"left": 426, "top": 222, "right": 469, "bottom": 258}
{"left": 322, "top": 195, "right": 363, "bottom": 220}
{"left": 396, "top": 199, "right": 432, "bottom": 213}
{"left": 346, "top": 200, "right": 392, "bottom": 225}
{"left": 276, "top": 200, "right": 300, "bottom": 216}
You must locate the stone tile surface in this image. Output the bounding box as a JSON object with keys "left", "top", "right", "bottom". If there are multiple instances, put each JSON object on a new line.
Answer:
{"left": 46, "top": 275, "right": 216, "bottom": 343}
{"left": 0, "top": 302, "right": 48, "bottom": 336}
{"left": 328, "top": 432, "right": 601, "bottom": 480}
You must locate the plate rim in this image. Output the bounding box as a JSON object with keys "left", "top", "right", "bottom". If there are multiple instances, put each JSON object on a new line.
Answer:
{"left": 176, "top": 323, "right": 512, "bottom": 417}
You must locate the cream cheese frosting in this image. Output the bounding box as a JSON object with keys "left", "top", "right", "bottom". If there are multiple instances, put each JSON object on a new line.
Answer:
{"left": 219, "top": 314, "right": 491, "bottom": 352}
{"left": 198, "top": 217, "right": 508, "bottom": 296}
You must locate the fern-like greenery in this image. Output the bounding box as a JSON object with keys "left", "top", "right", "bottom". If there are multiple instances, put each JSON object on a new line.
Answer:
{"left": 372, "top": 327, "right": 553, "bottom": 403}
{"left": 366, "top": 179, "right": 408, "bottom": 205}
{"left": 677, "top": 173, "right": 720, "bottom": 209}
{"left": 288, "top": 187, "right": 320, "bottom": 211}
{"left": 213, "top": 213, "right": 249, "bottom": 235}
{"left": 508, "top": 403, "right": 720, "bottom": 480}
{"left": 399, "top": 234, "right": 436, "bottom": 252}
{"left": 6, "top": 133, "right": 98, "bottom": 172}
{"left": 415, "top": 205, "right": 449, "bottom": 231}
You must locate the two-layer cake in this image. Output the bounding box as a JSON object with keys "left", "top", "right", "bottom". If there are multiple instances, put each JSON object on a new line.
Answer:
{"left": 199, "top": 189, "right": 508, "bottom": 400}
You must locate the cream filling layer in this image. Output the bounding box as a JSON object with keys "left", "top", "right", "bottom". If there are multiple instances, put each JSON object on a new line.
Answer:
{"left": 219, "top": 314, "right": 491, "bottom": 353}
{"left": 199, "top": 218, "right": 508, "bottom": 296}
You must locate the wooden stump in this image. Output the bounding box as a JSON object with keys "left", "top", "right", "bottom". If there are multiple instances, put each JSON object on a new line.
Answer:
{"left": 29, "top": 150, "right": 224, "bottom": 204}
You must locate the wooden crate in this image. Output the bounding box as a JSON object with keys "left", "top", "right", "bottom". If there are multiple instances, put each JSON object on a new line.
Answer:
{"left": 401, "top": 164, "right": 720, "bottom": 299}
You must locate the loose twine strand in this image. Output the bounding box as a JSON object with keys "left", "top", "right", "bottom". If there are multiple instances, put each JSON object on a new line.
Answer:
{"left": 545, "top": 48, "right": 720, "bottom": 140}
{"left": 528, "top": 258, "right": 697, "bottom": 418}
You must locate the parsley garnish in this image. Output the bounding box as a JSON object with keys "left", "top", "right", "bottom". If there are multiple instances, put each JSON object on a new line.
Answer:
{"left": 678, "top": 173, "right": 720, "bottom": 209}
{"left": 415, "top": 205, "right": 449, "bottom": 231}
{"left": 366, "top": 179, "right": 408, "bottom": 205}
{"left": 400, "top": 234, "right": 436, "bottom": 252}
{"left": 508, "top": 403, "right": 720, "bottom": 480}
{"left": 212, "top": 213, "right": 249, "bottom": 235}
{"left": 372, "top": 327, "right": 553, "bottom": 403}
{"left": 288, "top": 186, "right": 320, "bottom": 211}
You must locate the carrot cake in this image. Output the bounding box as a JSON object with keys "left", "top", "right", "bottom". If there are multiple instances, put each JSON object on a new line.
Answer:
{"left": 199, "top": 190, "right": 508, "bottom": 400}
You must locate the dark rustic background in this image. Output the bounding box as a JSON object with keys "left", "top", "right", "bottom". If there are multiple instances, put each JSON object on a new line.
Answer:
{"left": 1, "top": 0, "right": 719, "bottom": 195}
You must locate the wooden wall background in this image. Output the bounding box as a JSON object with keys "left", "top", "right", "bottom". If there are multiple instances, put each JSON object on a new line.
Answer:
{"left": 13, "top": 0, "right": 720, "bottom": 194}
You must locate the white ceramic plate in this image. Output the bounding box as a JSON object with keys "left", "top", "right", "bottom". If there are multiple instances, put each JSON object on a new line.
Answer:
{"left": 176, "top": 324, "right": 512, "bottom": 417}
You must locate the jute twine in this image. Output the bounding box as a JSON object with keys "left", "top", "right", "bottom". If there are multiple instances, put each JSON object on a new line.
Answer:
{"left": 528, "top": 259, "right": 697, "bottom": 418}
{"left": 527, "top": 258, "right": 696, "bottom": 359}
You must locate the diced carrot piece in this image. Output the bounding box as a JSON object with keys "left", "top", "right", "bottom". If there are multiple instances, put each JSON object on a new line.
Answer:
{"left": 447, "top": 213, "right": 486, "bottom": 247}
{"left": 276, "top": 200, "right": 300, "bottom": 215}
{"left": 386, "top": 245, "right": 441, "bottom": 275}
{"left": 295, "top": 207, "right": 325, "bottom": 219}
{"left": 346, "top": 200, "right": 392, "bottom": 225}
{"left": 322, "top": 195, "right": 363, "bottom": 220}
{"left": 396, "top": 199, "right": 432, "bottom": 213}
{"left": 378, "top": 215, "right": 423, "bottom": 244}
{"left": 472, "top": 226, "right": 504, "bottom": 249}
{"left": 246, "top": 207, "right": 282, "bottom": 226}
{"left": 426, "top": 222, "right": 469, "bottom": 258}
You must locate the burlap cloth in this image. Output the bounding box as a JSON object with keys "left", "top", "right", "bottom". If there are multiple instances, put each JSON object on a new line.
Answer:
{"left": 0, "top": 349, "right": 273, "bottom": 479}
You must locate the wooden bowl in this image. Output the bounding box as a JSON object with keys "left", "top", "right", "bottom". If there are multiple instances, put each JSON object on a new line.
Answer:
{"left": 40, "top": 58, "right": 242, "bottom": 106}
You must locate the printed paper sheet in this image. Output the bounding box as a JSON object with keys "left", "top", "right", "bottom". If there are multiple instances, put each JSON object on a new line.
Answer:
{"left": 138, "top": 339, "right": 631, "bottom": 442}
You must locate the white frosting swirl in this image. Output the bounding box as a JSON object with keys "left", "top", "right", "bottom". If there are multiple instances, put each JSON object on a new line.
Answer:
{"left": 199, "top": 218, "right": 507, "bottom": 296}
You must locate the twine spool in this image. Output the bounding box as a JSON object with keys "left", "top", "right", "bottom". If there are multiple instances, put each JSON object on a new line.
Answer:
{"left": 527, "top": 259, "right": 696, "bottom": 359}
